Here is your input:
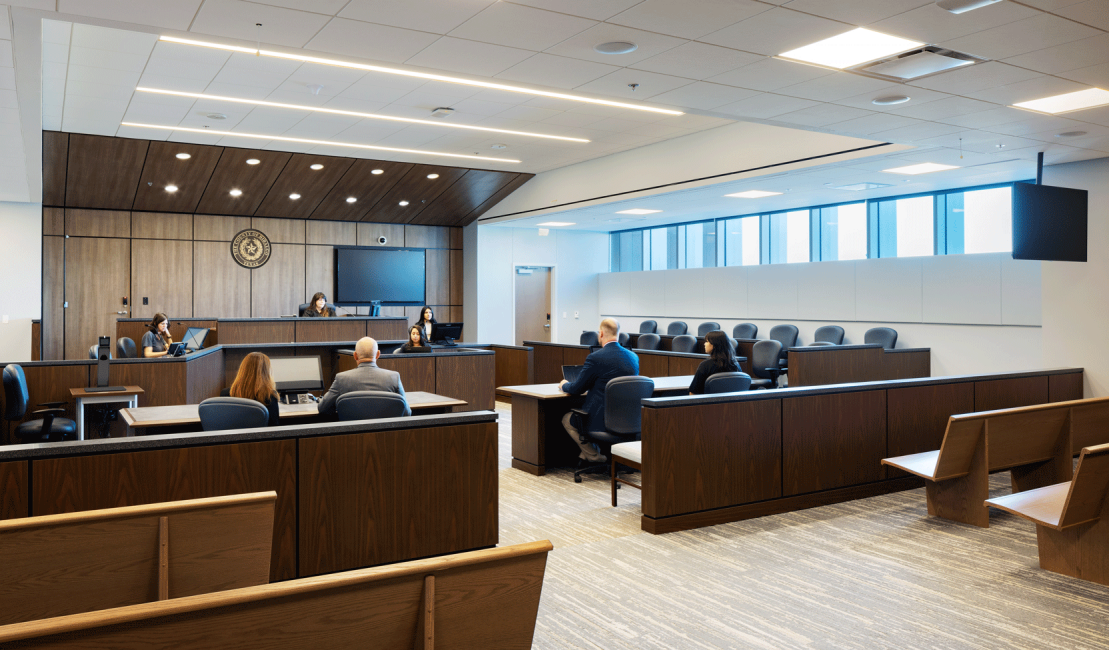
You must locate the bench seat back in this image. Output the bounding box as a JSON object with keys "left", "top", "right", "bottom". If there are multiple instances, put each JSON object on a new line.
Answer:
{"left": 933, "top": 419, "right": 985, "bottom": 480}
{"left": 1059, "top": 443, "right": 1109, "bottom": 529}
{"left": 985, "top": 408, "right": 1069, "bottom": 471}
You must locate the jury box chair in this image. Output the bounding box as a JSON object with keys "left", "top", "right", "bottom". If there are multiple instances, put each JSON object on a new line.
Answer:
{"left": 2, "top": 364, "right": 77, "bottom": 442}
{"left": 198, "top": 397, "right": 269, "bottom": 432}
{"left": 336, "top": 391, "right": 409, "bottom": 421}
{"left": 666, "top": 321, "right": 688, "bottom": 336}
{"left": 116, "top": 337, "right": 138, "bottom": 359}
{"left": 865, "top": 327, "right": 898, "bottom": 349}
{"left": 706, "top": 372, "right": 752, "bottom": 394}
{"left": 749, "top": 340, "right": 784, "bottom": 389}
{"left": 671, "top": 334, "right": 698, "bottom": 354}
{"left": 813, "top": 325, "right": 844, "bottom": 345}
{"left": 635, "top": 333, "right": 661, "bottom": 351}
{"left": 697, "top": 322, "right": 721, "bottom": 337}
{"left": 618, "top": 332, "right": 630, "bottom": 347}
{"left": 638, "top": 320, "right": 658, "bottom": 334}
{"left": 732, "top": 323, "right": 758, "bottom": 339}
{"left": 579, "top": 331, "right": 600, "bottom": 347}
{"left": 570, "top": 376, "right": 655, "bottom": 484}
{"left": 768, "top": 324, "right": 799, "bottom": 362}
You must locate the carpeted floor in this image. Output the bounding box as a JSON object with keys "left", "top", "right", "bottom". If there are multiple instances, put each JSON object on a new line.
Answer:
{"left": 493, "top": 401, "right": 1109, "bottom": 649}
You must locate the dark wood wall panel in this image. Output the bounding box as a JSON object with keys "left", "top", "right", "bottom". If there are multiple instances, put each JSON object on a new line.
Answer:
{"left": 356, "top": 222, "right": 405, "bottom": 247}
{"left": 450, "top": 250, "right": 463, "bottom": 306}
{"left": 1049, "top": 373, "right": 1084, "bottom": 402}
{"left": 405, "top": 224, "right": 451, "bottom": 249}
{"left": 425, "top": 249, "right": 449, "bottom": 305}
{"left": 638, "top": 352, "right": 668, "bottom": 378}
{"left": 378, "top": 356, "right": 436, "bottom": 393}
{"left": 306, "top": 220, "right": 355, "bottom": 246}
{"left": 65, "top": 134, "right": 148, "bottom": 209}
{"left": 304, "top": 245, "right": 334, "bottom": 305}
{"left": 367, "top": 165, "right": 467, "bottom": 224}
{"left": 193, "top": 241, "right": 251, "bottom": 319}
{"left": 255, "top": 154, "right": 353, "bottom": 220}
{"left": 42, "top": 131, "right": 68, "bottom": 207}
{"left": 783, "top": 391, "right": 887, "bottom": 496}
{"left": 65, "top": 209, "right": 130, "bottom": 238}
{"left": 109, "top": 360, "right": 185, "bottom": 407}
{"left": 131, "top": 240, "right": 193, "bottom": 320}
{"left": 410, "top": 169, "right": 518, "bottom": 225}
{"left": 450, "top": 226, "right": 463, "bottom": 249}
{"left": 251, "top": 244, "right": 305, "bottom": 318}
{"left": 196, "top": 148, "right": 291, "bottom": 216}
{"left": 0, "top": 461, "right": 27, "bottom": 520}
{"left": 438, "top": 354, "right": 495, "bottom": 411}
{"left": 311, "top": 159, "right": 412, "bottom": 222}
{"left": 296, "top": 319, "right": 365, "bottom": 343}
{"left": 64, "top": 238, "right": 130, "bottom": 360}
{"left": 42, "top": 236, "right": 65, "bottom": 361}
{"left": 131, "top": 142, "right": 223, "bottom": 213}
{"left": 252, "top": 217, "right": 305, "bottom": 244}
{"left": 194, "top": 214, "right": 250, "bottom": 241}
{"left": 131, "top": 211, "right": 193, "bottom": 240}
{"left": 43, "top": 207, "right": 64, "bottom": 236}
{"left": 974, "top": 376, "right": 1049, "bottom": 412}
{"left": 185, "top": 348, "right": 225, "bottom": 405}
{"left": 886, "top": 383, "right": 975, "bottom": 476}
{"left": 494, "top": 346, "right": 532, "bottom": 388}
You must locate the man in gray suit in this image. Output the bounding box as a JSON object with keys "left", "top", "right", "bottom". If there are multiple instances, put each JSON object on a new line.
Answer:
{"left": 318, "top": 337, "right": 411, "bottom": 418}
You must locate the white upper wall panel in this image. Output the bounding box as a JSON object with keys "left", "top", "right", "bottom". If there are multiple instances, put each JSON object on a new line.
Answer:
{"left": 922, "top": 253, "right": 1002, "bottom": 325}
{"left": 1001, "top": 257, "right": 1042, "bottom": 326}
{"left": 854, "top": 257, "right": 923, "bottom": 323}
{"left": 746, "top": 263, "right": 799, "bottom": 320}
{"left": 796, "top": 260, "right": 857, "bottom": 322}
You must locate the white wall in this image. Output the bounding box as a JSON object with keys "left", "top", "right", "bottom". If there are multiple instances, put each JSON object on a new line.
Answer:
{"left": 600, "top": 252, "right": 1043, "bottom": 377}
{"left": 473, "top": 226, "right": 608, "bottom": 345}
{"left": 0, "top": 201, "right": 42, "bottom": 361}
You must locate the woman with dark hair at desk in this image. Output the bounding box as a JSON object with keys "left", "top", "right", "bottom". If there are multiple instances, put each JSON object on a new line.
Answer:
{"left": 142, "top": 313, "right": 173, "bottom": 358}
{"left": 414, "top": 306, "right": 437, "bottom": 342}
{"left": 398, "top": 325, "right": 429, "bottom": 353}
{"left": 689, "top": 330, "right": 739, "bottom": 395}
{"left": 303, "top": 292, "right": 336, "bottom": 317}
{"left": 220, "top": 352, "right": 280, "bottom": 426}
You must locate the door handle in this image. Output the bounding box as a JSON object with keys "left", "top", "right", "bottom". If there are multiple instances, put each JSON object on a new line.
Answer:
{"left": 116, "top": 311, "right": 128, "bottom": 315}
{"left": 543, "top": 324, "right": 550, "bottom": 329}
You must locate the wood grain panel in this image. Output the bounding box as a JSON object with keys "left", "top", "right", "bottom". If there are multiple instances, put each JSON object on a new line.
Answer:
{"left": 450, "top": 250, "right": 463, "bottom": 305}
{"left": 218, "top": 320, "right": 295, "bottom": 345}
{"left": 378, "top": 356, "right": 436, "bottom": 393}
{"left": 195, "top": 148, "right": 291, "bottom": 216}
{"left": 255, "top": 154, "right": 353, "bottom": 220}
{"left": 65, "top": 134, "right": 148, "bottom": 209}
{"left": 251, "top": 244, "right": 305, "bottom": 318}
{"left": 437, "top": 354, "right": 495, "bottom": 410}
{"left": 64, "top": 237, "right": 130, "bottom": 360}
{"left": 65, "top": 209, "right": 130, "bottom": 238}
{"left": 356, "top": 222, "right": 406, "bottom": 247}
{"left": 298, "top": 422, "right": 497, "bottom": 575}
{"left": 1050, "top": 373, "right": 1084, "bottom": 402}
{"left": 637, "top": 352, "right": 668, "bottom": 378}
{"left": 131, "top": 141, "right": 223, "bottom": 213}
{"left": 450, "top": 226, "right": 463, "bottom": 249}
{"left": 109, "top": 360, "right": 186, "bottom": 408}
{"left": 459, "top": 173, "right": 531, "bottom": 226}
{"left": 32, "top": 440, "right": 298, "bottom": 581}
{"left": 531, "top": 345, "right": 562, "bottom": 385}
{"left": 668, "top": 355, "right": 703, "bottom": 378}
{"left": 0, "top": 461, "right": 27, "bottom": 520}
{"left": 193, "top": 241, "right": 251, "bottom": 319}
{"left": 185, "top": 348, "right": 224, "bottom": 405}
{"left": 42, "top": 131, "right": 68, "bottom": 207}
{"left": 562, "top": 347, "right": 590, "bottom": 368}
{"left": 783, "top": 390, "right": 887, "bottom": 495}
{"left": 886, "top": 383, "right": 975, "bottom": 476}
{"left": 788, "top": 347, "right": 884, "bottom": 387}
{"left": 409, "top": 168, "right": 519, "bottom": 226}
{"left": 494, "top": 346, "right": 532, "bottom": 389}
{"left": 306, "top": 220, "right": 355, "bottom": 245}
{"left": 130, "top": 212, "right": 193, "bottom": 240}
{"left": 193, "top": 214, "right": 250, "bottom": 241}
{"left": 131, "top": 240, "right": 192, "bottom": 320}
{"left": 974, "top": 376, "right": 1050, "bottom": 412}
{"left": 296, "top": 319, "right": 365, "bottom": 343}
{"left": 30, "top": 322, "right": 40, "bottom": 362}
{"left": 405, "top": 225, "right": 451, "bottom": 249}
{"left": 365, "top": 165, "right": 467, "bottom": 224}
{"left": 881, "top": 349, "right": 931, "bottom": 380}
{"left": 43, "top": 207, "right": 64, "bottom": 236}
{"left": 641, "top": 400, "right": 782, "bottom": 519}
{"left": 251, "top": 217, "right": 305, "bottom": 244}
{"left": 42, "top": 236, "right": 65, "bottom": 361}
{"left": 310, "top": 159, "right": 412, "bottom": 221}
{"left": 425, "top": 249, "right": 449, "bottom": 305}
{"left": 366, "top": 318, "right": 408, "bottom": 341}
{"left": 305, "top": 245, "right": 334, "bottom": 305}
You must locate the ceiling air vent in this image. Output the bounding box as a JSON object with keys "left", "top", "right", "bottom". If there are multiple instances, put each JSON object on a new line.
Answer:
{"left": 857, "top": 47, "right": 980, "bottom": 81}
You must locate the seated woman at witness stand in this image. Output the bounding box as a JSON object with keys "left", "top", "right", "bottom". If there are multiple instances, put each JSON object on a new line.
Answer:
{"left": 398, "top": 325, "right": 430, "bottom": 353}
{"left": 220, "top": 352, "right": 280, "bottom": 427}
{"left": 141, "top": 313, "right": 173, "bottom": 358}
{"left": 303, "top": 292, "right": 336, "bottom": 317}
{"left": 689, "top": 330, "right": 740, "bottom": 395}
{"left": 414, "top": 306, "right": 437, "bottom": 342}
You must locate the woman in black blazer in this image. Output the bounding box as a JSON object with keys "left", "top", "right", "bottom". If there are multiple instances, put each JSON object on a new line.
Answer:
{"left": 689, "top": 330, "right": 740, "bottom": 394}
{"left": 414, "top": 306, "right": 437, "bottom": 342}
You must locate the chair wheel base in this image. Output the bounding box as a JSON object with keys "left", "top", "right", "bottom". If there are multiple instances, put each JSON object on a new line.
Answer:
{"left": 574, "top": 476, "right": 582, "bottom": 483}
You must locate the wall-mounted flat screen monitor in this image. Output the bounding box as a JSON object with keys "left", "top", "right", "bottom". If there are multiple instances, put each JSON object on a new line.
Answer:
{"left": 1012, "top": 182, "right": 1088, "bottom": 262}
{"left": 269, "top": 356, "right": 323, "bottom": 392}
{"left": 334, "top": 246, "right": 426, "bottom": 305}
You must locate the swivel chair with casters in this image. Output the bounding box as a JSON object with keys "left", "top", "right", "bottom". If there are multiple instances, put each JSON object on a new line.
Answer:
{"left": 865, "top": 327, "right": 898, "bottom": 350}
{"left": 579, "top": 331, "right": 600, "bottom": 347}
{"left": 198, "top": 397, "right": 269, "bottom": 432}
{"left": 618, "top": 332, "right": 629, "bottom": 347}
{"left": 639, "top": 320, "right": 658, "bottom": 334}
{"left": 635, "top": 333, "right": 661, "bottom": 351}
{"left": 336, "top": 391, "right": 409, "bottom": 421}
{"left": 2, "top": 364, "right": 77, "bottom": 442}
{"left": 705, "top": 372, "right": 752, "bottom": 393}
{"left": 570, "top": 375, "right": 654, "bottom": 484}
{"left": 671, "top": 335, "right": 698, "bottom": 354}
{"left": 696, "top": 322, "right": 721, "bottom": 337}
{"left": 666, "top": 321, "right": 688, "bottom": 336}
{"left": 732, "top": 323, "right": 757, "bottom": 339}
{"left": 813, "top": 325, "right": 844, "bottom": 345}
{"left": 749, "top": 340, "right": 783, "bottom": 389}
{"left": 116, "top": 337, "right": 137, "bottom": 359}
{"left": 88, "top": 345, "right": 111, "bottom": 360}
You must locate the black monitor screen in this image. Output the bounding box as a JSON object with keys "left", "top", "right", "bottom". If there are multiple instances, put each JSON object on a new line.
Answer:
{"left": 270, "top": 356, "right": 323, "bottom": 392}
{"left": 334, "top": 247, "right": 426, "bottom": 305}
{"left": 432, "top": 322, "right": 463, "bottom": 341}
{"left": 1012, "top": 182, "right": 1088, "bottom": 262}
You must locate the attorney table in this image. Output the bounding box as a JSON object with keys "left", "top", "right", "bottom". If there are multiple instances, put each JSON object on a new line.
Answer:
{"left": 69, "top": 386, "right": 144, "bottom": 440}
{"left": 499, "top": 375, "right": 694, "bottom": 476}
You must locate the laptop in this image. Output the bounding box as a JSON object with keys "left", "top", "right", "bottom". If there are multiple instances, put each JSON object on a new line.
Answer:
{"left": 181, "top": 327, "right": 210, "bottom": 351}
{"left": 406, "top": 346, "right": 432, "bottom": 354}
{"left": 167, "top": 342, "right": 187, "bottom": 357}
{"left": 562, "top": 365, "right": 585, "bottom": 384}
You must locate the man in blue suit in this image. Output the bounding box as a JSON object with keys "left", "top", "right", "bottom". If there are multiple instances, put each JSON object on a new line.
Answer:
{"left": 559, "top": 318, "right": 639, "bottom": 463}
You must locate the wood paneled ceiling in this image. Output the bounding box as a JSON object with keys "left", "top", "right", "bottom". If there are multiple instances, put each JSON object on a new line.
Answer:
{"left": 44, "top": 132, "right": 532, "bottom": 227}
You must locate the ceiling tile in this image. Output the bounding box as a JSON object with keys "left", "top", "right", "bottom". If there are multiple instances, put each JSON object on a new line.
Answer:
{"left": 573, "top": 68, "right": 693, "bottom": 100}
{"left": 629, "top": 42, "right": 762, "bottom": 80}
{"left": 1004, "top": 34, "right": 1109, "bottom": 75}
{"left": 830, "top": 85, "right": 950, "bottom": 113}
{"left": 144, "top": 56, "right": 225, "bottom": 82}
{"left": 943, "top": 14, "right": 1101, "bottom": 60}
{"left": 234, "top": 105, "right": 311, "bottom": 133}
{"left": 495, "top": 53, "right": 619, "bottom": 89}
{"left": 932, "top": 106, "right": 1038, "bottom": 129}
{"left": 282, "top": 112, "right": 363, "bottom": 139}
{"left": 985, "top": 113, "right": 1077, "bottom": 136}
{"left": 776, "top": 72, "right": 898, "bottom": 103}
{"left": 122, "top": 100, "right": 193, "bottom": 125}
{"left": 250, "top": 0, "right": 348, "bottom": 13}
{"left": 1059, "top": 61, "right": 1109, "bottom": 87}
{"left": 775, "top": 103, "right": 876, "bottom": 128}
{"left": 70, "top": 24, "right": 158, "bottom": 56}
{"left": 304, "top": 18, "right": 440, "bottom": 64}
{"left": 966, "top": 75, "right": 1088, "bottom": 106}
{"left": 0, "top": 89, "right": 16, "bottom": 110}
{"left": 607, "top": 0, "right": 769, "bottom": 40}
{"left": 893, "top": 96, "right": 997, "bottom": 121}
{"left": 505, "top": 0, "right": 642, "bottom": 21}
{"left": 869, "top": 120, "right": 963, "bottom": 142}
{"left": 58, "top": 0, "right": 204, "bottom": 30}
{"left": 0, "top": 68, "right": 14, "bottom": 91}
{"left": 189, "top": 0, "right": 332, "bottom": 48}
{"left": 648, "top": 82, "right": 760, "bottom": 111}
{"left": 908, "top": 61, "right": 1041, "bottom": 95}
{"left": 543, "top": 23, "right": 686, "bottom": 66}
{"left": 449, "top": 3, "right": 595, "bottom": 51}
{"left": 700, "top": 8, "right": 849, "bottom": 57}
{"left": 405, "top": 37, "right": 533, "bottom": 77}
{"left": 872, "top": 1, "right": 1038, "bottom": 44}
{"left": 339, "top": 0, "right": 495, "bottom": 35}
{"left": 150, "top": 40, "right": 231, "bottom": 67}
{"left": 68, "top": 46, "right": 148, "bottom": 74}
{"left": 0, "top": 41, "right": 11, "bottom": 68}
{"left": 714, "top": 93, "right": 821, "bottom": 119}
{"left": 1055, "top": 0, "right": 1109, "bottom": 31}
{"left": 42, "top": 42, "right": 69, "bottom": 65}
{"left": 0, "top": 7, "right": 10, "bottom": 41}
{"left": 829, "top": 112, "right": 924, "bottom": 136}
{"left": 708, "top": 57, "right": 832, "bottom": 92}
{"left": 40, "top": 19, "right": 69, "bottom": 46}
{"left": 780, "top": 0, "right": 932, "bottom": 25}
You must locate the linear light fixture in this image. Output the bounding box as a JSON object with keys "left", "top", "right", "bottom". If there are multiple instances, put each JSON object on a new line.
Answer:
{"left": 725, "top": 190, "right": 782, "bottom": 198}
{"left": 159, "top": 35, "right": 683, "bottom": 116}
{"left": 882, "top": 162, "right": 959, "bottom": 174}
{"left": 780, "top": 28, "right": 922, "bottom": 70}
{"left": 120, "top": 122, "right": 522, "bottom": 163}
{"left": 616, "top": 209, "right": 661, "bottom": 215}
{"left": 537, "top": 221, "right": 575, "bottom": 226}
{"left": 1014, "top": 88, "right": 1109, "bottom": 114}
{"left": 136, "top": 87, "right": 590, "bottom": 143}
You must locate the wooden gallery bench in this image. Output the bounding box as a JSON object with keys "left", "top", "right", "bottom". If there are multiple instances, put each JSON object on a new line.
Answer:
{"left": 0, "top": 540, "right": 554, "bottom": 649}
{"left": 985, "top": 443, "right": 1109, "bottom": 586}
{"left": 0, "top": 492, "right": 275, "bottom": 625}
{"left": 882, "top": 397, "right": 1109, "bottom": 527}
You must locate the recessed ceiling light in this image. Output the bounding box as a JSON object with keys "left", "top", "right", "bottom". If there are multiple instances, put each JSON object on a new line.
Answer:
{"left": 1056, "top": 131, "right": 1088, "bottom": 138}
{"left": 538, "top": 222, "right": 575, "bottom": 227}
{"left": 122, "top": 122, "right": 523, "bottom": 163}
{"left": 872, "top": 95, "right": 910, "bottom": 106}
{"left": 935, "top": 0, "right": 1002, "bottom": 14}
{"left": 157, "top": 37, "right": 683, "bottom": 116}
{"left": 371, "top": 169, "right": 384, "bottom": 175}
{"left": 289, "top": 193, "right": 301, "bottom": 200}
{"left": 780, "top": 28, "right": 923, "bottom": 69}
{"left": 398, "top": 200, "right": 409, "bottom": 207}
{"left": 310, "top": 163, "right": 324, "bottom": 170}
{"left": 164, "top": 185, "right": 178, "bottom": 193}
{"left": 246, "top": 158, "right": 260, "bottom": 165}
{"left": 175, "top": 152, "right": 191, "bottom": 160}
{"left": 594, "top": 41, "right": 638, "bottom": 55}
{"left": 883, "top": 162, "right": 960, "bottom": 175}
{"left": 830, "top": 182, "right": 893, "bottom": 191}
{"left": 1014, "top": 88, "right": 1109, "bottom": 114}
{"left": 229, "top": 189, "right": 242, "bottom": 197}
{"left": 206, "top": 112, "right": 227, "bottom": 120}
{"left": 725, "top": 190, "right": 782, "bottom": 198}
{"left": 430, "top": 107, "right": 454, "bottom": 119}
{"left": 346, "top": 197, "right": 357, "bottom": 203}
{"left": 616, "top": 209, "right": 661, "bottom": 215}
{"left": 137, "top": 88, "right": 591, "bottom": 143}
{"left": 427, "top": 174, "right": 439, "bottom": 179}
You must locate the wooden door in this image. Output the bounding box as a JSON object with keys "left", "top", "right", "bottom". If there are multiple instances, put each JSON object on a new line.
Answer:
{"left": 65, "top": 238, "right": 130, "bottom": 359}
{"left": 514, "top": 267, "right": 550, "bottom": 346}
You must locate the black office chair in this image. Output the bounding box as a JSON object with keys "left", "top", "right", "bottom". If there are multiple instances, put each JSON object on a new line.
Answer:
{"left": 705, "top": 372, "right": 752, "bottom": 394}
{"left": 749, "top": 340, "right": 783, "bottom": 389}
{"left": 88, "top": 345, "right": 111, "bottom": 360}
{"left": 2, "top": 364, "right": 77, "bottom": 442}
{"left": 570, "top": 376, "right": 655, "bottom": 483}
{"left": 116, "top": 337, "right": 137, "bottom": 359}
{"left": 198, "top": 397, "right": 269, "bottom": 432}
{"left": 671, "top": 335, "right": 697, "bottom": 354}
{"left": 768, "top": 324, "right": 798, "bottom": 362}
{"left": 813, "top": 325, "right": 844, "bottom": 345}
{"left": 336, "top": 391, "right": 409, "bottom": 421}
{"left": 865, "top": 327, "right": 898, "bottom": 350}
{"left": 298, "top": 303, "right": 310, "bottom": 317}
{"left": 639, "top": 320, "right": 658, "bottom": 334}
{"left": 666, "top": 321, "right": 688, "bottom": 336}
{"left": 618, "top": 332, "right": 629, "bottom": 347}
{"left": 696, "top": 322, "right": 721, "bottom": 337}
{"left": 635, "top": 333, "right": 661, "bottom": 351}
{"left": 732, "top": 323, "right": 757, "bottom": 339}
{"left": 580, "top": 331, "right": 600, "bottom": 347}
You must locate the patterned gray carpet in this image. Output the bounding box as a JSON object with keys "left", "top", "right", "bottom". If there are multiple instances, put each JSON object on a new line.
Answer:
{"left": 494, "top": 402, "right": 1109, "bottom": 650}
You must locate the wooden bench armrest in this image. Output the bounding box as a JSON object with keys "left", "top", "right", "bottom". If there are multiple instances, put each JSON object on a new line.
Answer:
{"left": 881, "top": 450, "right": 943, "bottom": 480}
{"left": 985, "top": 482, "right": 1071, "bottom": 529}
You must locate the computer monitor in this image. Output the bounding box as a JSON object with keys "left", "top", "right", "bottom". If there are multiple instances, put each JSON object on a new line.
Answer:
{"left": 269, "top": 356, "right": 323, "bottom": 392}
{"left": 432, "top": 322, "right": 463, "bottom": 343}
{"left": 181, "top": 327, "right": 210, "bottom": 351}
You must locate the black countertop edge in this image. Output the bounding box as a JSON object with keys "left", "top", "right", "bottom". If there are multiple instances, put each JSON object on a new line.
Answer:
{"left": 0, "top": 411, "right": 499, "bottom": 461}
{"left": 336, "top": 347, "right": 494, "bottom": 358}
{"left": 886, "top": 348, "right": 931, "bottom": 354}
{"left": 642, "top": 367, "right": 1085, "bottom": 408}
{"left": 486, "top": 344, "right": 533, "bottom": 351}
{"left": 524, "top": 341, "right": 591, "bottom": 349}
{"left": 0, "top": 346, "right": 224, "bottom": 367}
{"left": 116, "top": 318, "right": 223, "bottom": 322}
{"left": 786, "top": 345, "right": 931, "bottom": 353}
{"left": 117, "top": 316, "right": 408, "bottom": 323}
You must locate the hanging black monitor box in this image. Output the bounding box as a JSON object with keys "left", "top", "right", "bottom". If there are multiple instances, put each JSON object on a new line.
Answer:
{"left": 1012, "top": 182, "right": 1088, "bottom": 263}
{"left": 333, "top": 246, "right": 427, "bottom": 306}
